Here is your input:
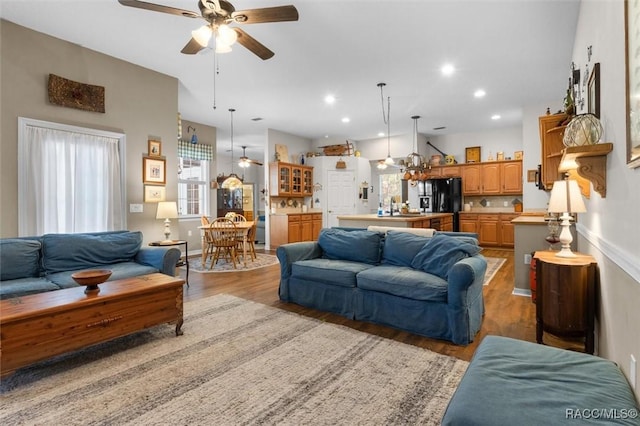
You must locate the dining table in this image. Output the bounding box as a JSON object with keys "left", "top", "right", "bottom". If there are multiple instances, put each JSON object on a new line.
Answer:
{"left": 198, "top": 221, "right": 255, "bottom": 268}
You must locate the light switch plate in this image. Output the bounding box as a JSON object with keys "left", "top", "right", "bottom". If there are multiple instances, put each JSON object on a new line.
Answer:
{"left": 130, "top": 203, "right": 143, "bottom": 213}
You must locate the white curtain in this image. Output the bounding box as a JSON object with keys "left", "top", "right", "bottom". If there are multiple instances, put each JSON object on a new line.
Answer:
{"left": 19, "top": 120, "right": 124, "bottom": 236}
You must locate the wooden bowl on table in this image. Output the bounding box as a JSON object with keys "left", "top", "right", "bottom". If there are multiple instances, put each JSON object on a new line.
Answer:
{"left": 71, "top": 269, "right": 112, "bottom": 294}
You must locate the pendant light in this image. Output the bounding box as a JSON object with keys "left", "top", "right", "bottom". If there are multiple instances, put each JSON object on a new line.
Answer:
{"left": 221, "top": 108, "right": 243, "bottom": 190}
{"left": 378, "top": 83, "right": 394, "bottom": 165}
{"left": 403, "top": 115, "right": 425, "bottom": 182}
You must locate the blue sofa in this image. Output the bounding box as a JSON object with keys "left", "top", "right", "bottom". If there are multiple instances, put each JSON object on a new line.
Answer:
{"left": 277, "top": 227, "right": 487, "bottom": 345}
{"left": 0, "top": 230, "right": 181, "bottom": 300}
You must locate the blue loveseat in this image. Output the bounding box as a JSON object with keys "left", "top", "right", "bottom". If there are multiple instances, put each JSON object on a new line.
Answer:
{"left": 277, "top": 227, "right": 487, "bottom": 345}
{"left": 0, "top": 230, "right": 181, "bottom": 300}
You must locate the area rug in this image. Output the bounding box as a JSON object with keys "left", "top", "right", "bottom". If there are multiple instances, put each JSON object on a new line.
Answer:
{"left": 187, "top": 253, "right": 279, "bottom": 273}
{"left": 484, "top": 256, "right": 507, "bottom": 286}
{"left": 0, "top": 294, "right": 468, "bottom": 426}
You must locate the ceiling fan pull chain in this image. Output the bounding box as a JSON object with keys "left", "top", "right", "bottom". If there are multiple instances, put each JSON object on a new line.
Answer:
{"left": 212, "top": 53, "right": 219, "bottom": 109}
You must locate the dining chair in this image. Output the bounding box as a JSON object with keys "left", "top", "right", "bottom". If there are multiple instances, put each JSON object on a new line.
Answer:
{"left": 225, "top": 212, "right": 247, "bottom": 222}
{"left": 200, "top": 216, "right": 210, "bottom": 226}
{"left": 206, "top": 218, "right": 238, "bottom": 269}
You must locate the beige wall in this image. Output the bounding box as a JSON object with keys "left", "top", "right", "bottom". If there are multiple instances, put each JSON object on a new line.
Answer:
{"left": 1, "top": 20, "right": 179, "bottom": 244}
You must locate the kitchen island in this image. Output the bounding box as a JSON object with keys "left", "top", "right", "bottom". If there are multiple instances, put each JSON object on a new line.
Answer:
{"left": 337, "top": 213, "right": 454, "bottom": 231}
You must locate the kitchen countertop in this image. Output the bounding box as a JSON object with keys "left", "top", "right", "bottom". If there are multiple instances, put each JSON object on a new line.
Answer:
{"left": 270, "top": 210, "right": 322, "bottom": 216}
{"left": 337, "top": 213, "right": 452, "bottom": 222}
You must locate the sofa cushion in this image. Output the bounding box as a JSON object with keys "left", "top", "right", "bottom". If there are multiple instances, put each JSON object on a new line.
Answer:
{"left": 46, "top": 261, "right": 159, "bottom": 289}
{"left": 357, "top": 265, "right": 448, "bottom": 302}
{"left": 0, "top": 239, "right": 42, "bottom": 281}
{"left": 382, "top": 231, "right": 431, "bottom": 267}
{"left": 0, "top": 277, "right": 60, "bottom": 299}
{"left": 367, "top": 226, "right": 436, "bottom": 237}
{"left": 42, "top": 231, "right": 143, "bottom": 274}
{"left": 292, "top": 258, "right": 375, "bottom": 288}
{"left": 411, "top": 233, "right": 481, "bottom": 279}
{"left": 318, "top": 228, "right": 382, "bottom": 265}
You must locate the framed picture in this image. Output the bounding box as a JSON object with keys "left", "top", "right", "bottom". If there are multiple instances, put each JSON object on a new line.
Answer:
{"left": 588, "top": 63, "right": 600, "bottom": 118}
{"left": 465, "top": 146, "right": 481, "bottom": 163}
{"left": 148, "top": 139, "right": 162, "bottom": 157}
{"left": 497, "top": 152, "right": 505, "bottom": 161}
{"left": 625, "top": 0, "right": 640, "bottom": 168}
{"left": 142, "top": 156, "right": 166, "bottom": 185}
{"left": 144, "top": 185, "right": 166, "bottom": 202}
{"left": 527, "top": 170, "right": 537, "bottom": 183}
{"left": 514, "top": 151, "right": 523, "bottom": 160}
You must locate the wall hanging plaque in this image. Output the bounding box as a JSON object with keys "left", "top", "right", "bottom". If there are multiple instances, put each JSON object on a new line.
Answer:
{"left": 48, "top": 74, "right": 105, "bottom": 113}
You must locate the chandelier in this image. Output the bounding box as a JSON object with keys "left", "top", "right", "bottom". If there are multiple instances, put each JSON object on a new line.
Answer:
{"left": 402, "top": 115, "right": 428, "bottom": 182}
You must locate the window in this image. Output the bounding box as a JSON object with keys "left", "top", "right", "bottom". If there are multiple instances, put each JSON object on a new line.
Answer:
{"left": 379, "top": 172, "right": 402, "bottom": 209}
{"left": 18, "top": 118, "right": 125, "bottom": 236}
{"left": 177, "top": 157, "right": 210, "bottom": 217}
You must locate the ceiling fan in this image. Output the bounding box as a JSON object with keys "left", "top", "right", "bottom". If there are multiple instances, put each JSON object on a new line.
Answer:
{"left": 118, "top": 0, "right": 299, "bottom": 60}
{"left": 238, "top": 145, "right": 263, "bottom": 167}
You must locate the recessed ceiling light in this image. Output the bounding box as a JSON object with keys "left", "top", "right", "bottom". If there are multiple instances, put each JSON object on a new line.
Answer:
{"left": 491, "top": 114, "right": 501, "bottom": 120}
{"left": 378, "top": 132, "right": 385, "bottom": 137}
{"left": 474, "top": 89, "right": 486, "bottom": 98}
{"left": 324, "top": 94, "right": 336, "bottom": 104}
{"left": 341, "top": 117, "right": 350, "bottom": 123}
{"left": 441, "top": 63, "right": 455, "bottom": 76}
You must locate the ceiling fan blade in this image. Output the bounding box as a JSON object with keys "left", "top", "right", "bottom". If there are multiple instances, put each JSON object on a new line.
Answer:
{"left": 249, "top": 159, "right": 264, "bottom": 166}
{"left": 118, "top": 0, "right": 199, "bottom": 18}
{"left": 233, "top": 28, "right": 274, "bottom": 60}
{"left": 232, "top": 5, "right": 299, "bottom": 24}
{"left": 181, "top": 37, "right": 206, "bottom": 55}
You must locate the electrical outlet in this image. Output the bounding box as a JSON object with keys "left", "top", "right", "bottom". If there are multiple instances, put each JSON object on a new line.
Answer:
{"left": 503, "top": 201, "right": 509, "bottom": 207}
{"left": 524, "top": 253, "right": 532, "bottom": 265}
{"left": 631, "top": 355, "right": 637, "bottom": 390}
{"left": 129, "top": 204, "right": 143, "bottom": 213}
{"left": 188, "top": 230, "right": 192, "bottom": 237}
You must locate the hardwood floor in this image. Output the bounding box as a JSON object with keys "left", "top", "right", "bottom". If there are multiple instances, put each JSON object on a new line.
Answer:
{"left": 180, "top": 247, "right": 579, "bottom": 362}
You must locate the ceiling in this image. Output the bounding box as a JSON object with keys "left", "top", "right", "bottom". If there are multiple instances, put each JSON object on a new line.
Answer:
{"left": 0, "top": 0, "right": 580, "bottom": 159}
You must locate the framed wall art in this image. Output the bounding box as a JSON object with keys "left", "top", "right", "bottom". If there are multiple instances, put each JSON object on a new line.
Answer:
{"left": 588, "top": 62, "right": 600, "bottom": 118}
{"left": 144, "top": 185, "right": 166, "bottom": 202}
{"left": 514, "top": 151, "right": 523, "bottom": 160}
{"left": 148, "top": 139, "right": 162, "bottom": 157}
{"left": 465, "top": 146, "right": 481, "bottom": 163}
{"left": 625, "top": 0, "right": 640, "bottom": 168}
{"left": 142, "top": 156, "right": 166, "bottom": 185}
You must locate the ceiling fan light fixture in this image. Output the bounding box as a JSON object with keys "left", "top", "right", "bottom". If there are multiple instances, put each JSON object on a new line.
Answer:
{"left": 238, "top": 158, "right": 250, "bottom": 168}
{"left": 384, "top": 155, "right": 394, "bottom": 165}
{"left": 217, "top": 24, "right": 238, "bottom": 46}
{"left": 215, "top": 39, "right": 232, "bottom": 53}
{"left": 191, "top": 25, "right": 213, "bottom": 47}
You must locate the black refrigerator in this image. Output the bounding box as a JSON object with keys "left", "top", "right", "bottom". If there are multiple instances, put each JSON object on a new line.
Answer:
{"left": 420, "top": 178, "right": 462, "bottom": 232}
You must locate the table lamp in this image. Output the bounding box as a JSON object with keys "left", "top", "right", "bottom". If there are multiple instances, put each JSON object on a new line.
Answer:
{"left": 156, "top": 201, "right": 178, "bottom": 241}
{"left": 547, "top": 179, "right": 586, "bottom": 257}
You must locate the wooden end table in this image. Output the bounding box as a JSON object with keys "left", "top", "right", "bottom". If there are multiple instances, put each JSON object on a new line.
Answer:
{"left": 149, "top": 239, "right": 189, "bottom": 285}
{"left": 0, "top": 273, "right": 184, "bottom": 377}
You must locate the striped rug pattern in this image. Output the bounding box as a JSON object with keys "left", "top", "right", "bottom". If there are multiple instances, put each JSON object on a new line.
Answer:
{"left": 0, "top": 295, "right": 468, "bottom": 425}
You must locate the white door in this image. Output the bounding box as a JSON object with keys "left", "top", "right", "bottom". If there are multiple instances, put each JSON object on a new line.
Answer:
{"left": 327, "top": 171, "right": 356, "bottom": 228}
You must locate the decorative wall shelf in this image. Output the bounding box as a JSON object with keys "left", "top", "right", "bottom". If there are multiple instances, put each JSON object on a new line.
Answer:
{"left": 559, "top": 143, "right": 613, "bottom": 198}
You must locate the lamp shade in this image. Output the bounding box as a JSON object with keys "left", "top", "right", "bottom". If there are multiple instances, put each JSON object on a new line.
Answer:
{"left": 156, "top": 201, "right": 178, "bottom": 219}
{"left": 548, "top": 180, "right": 586, "bottom": 214}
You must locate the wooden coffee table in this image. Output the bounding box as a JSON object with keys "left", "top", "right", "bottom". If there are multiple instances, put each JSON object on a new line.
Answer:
{"left": 0, "top": 273, "right": 184, "bottom": 378}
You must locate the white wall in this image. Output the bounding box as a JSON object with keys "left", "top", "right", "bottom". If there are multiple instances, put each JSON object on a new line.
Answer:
{"left": 571, "top": 0, "right": 640, "bottom": 397}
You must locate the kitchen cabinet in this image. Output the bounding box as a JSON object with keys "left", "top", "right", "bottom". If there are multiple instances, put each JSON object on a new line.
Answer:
{"left": 459, "top": 213, "right": 479, "bottom": 234}
{"left": 440, "top": 165, "right": 461, "bottom": 177}
{"left": 481, "top": 163, "right": 501, "bottom": 194}
{"left": 539, "top": 113, "right": 567, "bottom": 190}
{"left": 312, "top": 214, "right": 323, "bottom": 240}
{"left": 500, "top": 214, "right": 518, "bottom": 248}
{"left": 461, "top": 165, "right": 482, "bottom": 195}
{"left": 501, "top": 161, "right": 523, "bottom": 194}
{"left": 270, "top": 213, "right": 321, "bottom": 248}
{"left": 461, "top": 160, "right": 522, "bottom": 195}
{"left": 460, "top": 213, "right": 517, "bottom": 248}
{"left": 534, "top": 251, "right": 597, "bottom": 354}
{"left": 478, "top": 214, "right": 500, "bottom": 246}
{"left": 269, "top": 162, "right": 314, "bottom": 197}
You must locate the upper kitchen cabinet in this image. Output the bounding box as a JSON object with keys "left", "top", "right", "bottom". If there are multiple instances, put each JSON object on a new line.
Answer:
{"left": 539, "top": 113, "right": 567, "bottom": 190}
{"left": 461, "top": 160, "right": 522, "bottom": 195}
{"left": 269, "top": 162, "right": 313, "bottom": 197}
